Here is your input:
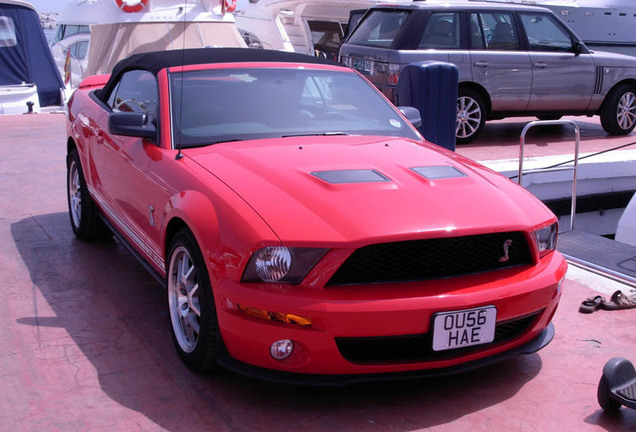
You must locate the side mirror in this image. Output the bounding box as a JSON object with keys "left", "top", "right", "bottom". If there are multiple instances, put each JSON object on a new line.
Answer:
{"left": 573, "top": 41, "right": 582, "bottom": 56}
{"left": 398, "top": 106, "right": 422, "bottom": 128}
{"left": 108, "top": 112, "right": 157, "bottom": 142}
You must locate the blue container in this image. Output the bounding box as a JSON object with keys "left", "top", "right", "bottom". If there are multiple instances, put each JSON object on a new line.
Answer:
{"left": 396, "top": 61, "right": 458, "bottom": 151}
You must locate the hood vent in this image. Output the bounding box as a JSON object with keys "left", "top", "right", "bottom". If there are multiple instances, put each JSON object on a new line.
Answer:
{"left": 311, "top": 169, "right": 391, "bottom": 184}
{"left": 411, "top": 165, "right": 466, "bottom": 180}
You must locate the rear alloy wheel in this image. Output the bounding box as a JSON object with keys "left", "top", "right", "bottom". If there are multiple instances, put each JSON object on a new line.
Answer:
{"left": 66, "top": 149, "right": 109, "bottom": 241}
{"left": 167, "top": 228, "right": 219, "bottom": 371}
{"left": 600, "top": 84, "right": 636, "bottom": 135}
{"left": 456, "top": 88, "right": 486, "bottom": 144}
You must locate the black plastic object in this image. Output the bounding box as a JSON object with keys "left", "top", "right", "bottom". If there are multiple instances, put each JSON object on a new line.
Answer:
{"left": 396, "top": 61, "right": 458, "bottom": 152}
{"left": 598, "top": 357, "right": 636, "bottom": 412}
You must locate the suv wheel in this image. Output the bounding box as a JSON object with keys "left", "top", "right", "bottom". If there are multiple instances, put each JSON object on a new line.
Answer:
{"left": 600, "top": 84, "right": 636, "bottom": 135}
{"left": 456, "top": 88, "right": 486, "bottom": 144}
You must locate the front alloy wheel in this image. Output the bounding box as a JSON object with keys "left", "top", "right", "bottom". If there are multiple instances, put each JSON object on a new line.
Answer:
{"left": 456, "top": 88, "right": 486, "bottom": 144}
{"left": 169, "top": 245, "right": 201, "bottom": 354}
{"left": 600, "top": 84, "right": 636, "bottom": 135}
{"left": 616, "top": 91, "right": 636, "bottom": 131}
{"left": 167, "top": 228, "right": 219, "bottom": 371}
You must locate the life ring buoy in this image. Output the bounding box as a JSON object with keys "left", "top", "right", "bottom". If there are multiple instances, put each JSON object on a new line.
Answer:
{"left": 115, "top": 0, "right": 147, "bottom": 13}
{"left": 222, "top": 0, "right": 236, "bottom": 13}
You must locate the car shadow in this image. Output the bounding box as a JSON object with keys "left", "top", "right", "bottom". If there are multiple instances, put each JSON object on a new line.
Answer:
{"left": 462, "top": 117, "right": 634, "bottom": 148}
{"left": 12, "top": 212, "right": 546, "bottom": 431}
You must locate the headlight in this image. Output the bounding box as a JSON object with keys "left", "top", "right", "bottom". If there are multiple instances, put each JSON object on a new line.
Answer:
{"left": 242, "top": 247, "right": 328, "bottom": 284}
{"left": 533, "top": 223, "right": 558, "bottom": 257}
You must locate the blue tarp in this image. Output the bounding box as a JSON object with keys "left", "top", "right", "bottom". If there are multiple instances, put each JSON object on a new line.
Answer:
{"left": 0, "top": 2, "right": 63, "bottom": 106}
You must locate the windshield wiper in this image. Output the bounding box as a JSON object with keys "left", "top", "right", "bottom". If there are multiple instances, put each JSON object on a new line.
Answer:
{"left": 281, "top": 132, "right": 349, "bottom": 138}
{"left": 209, "top": 139, "right": 242, "bottom": 145}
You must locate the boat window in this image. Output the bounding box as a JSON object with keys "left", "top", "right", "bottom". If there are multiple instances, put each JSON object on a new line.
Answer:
{"left": 520, "top": 13, "right": 574, "bottom": 52}
{"left": 346, "top": 10, "right": 411, "bottom": 48}
{"left": 418, "top": 13, "right": 460, "bottom": 49}
{"left": 0, "top": 17, "right": 17, "bottom": 47}
{"left": 170, "top": 67, "right": 421, "bottom": 148}
{"left": 69, "top": 40, "right": 89, "bottom": 60}
{"left": 109, "top": 70, "right": 158, "bottom": 118}
{"left": 52, "top": 24, "right": 90, "bottom": 45}
{"left": 308, "top": 21, "right": 345, "bottom": 61}
{"left": 473, "top": 12, "right": 520, "bottom": 51}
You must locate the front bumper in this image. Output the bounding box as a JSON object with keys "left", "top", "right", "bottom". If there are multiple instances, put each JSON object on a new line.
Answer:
{"left": 217, "top": 323, "right": 555, "bottom": 386}
{"left": 214, "top": 251, "right": 566, "bottom": 376}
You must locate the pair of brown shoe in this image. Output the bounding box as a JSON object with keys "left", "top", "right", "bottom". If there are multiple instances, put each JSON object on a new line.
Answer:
{"left": 579, "top": 290, "right": 636, "bottom": 314}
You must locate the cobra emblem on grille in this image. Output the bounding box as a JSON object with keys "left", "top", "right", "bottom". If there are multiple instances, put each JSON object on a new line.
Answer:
{"left": 499, "top": 239, "right": 513, "bottom": 263}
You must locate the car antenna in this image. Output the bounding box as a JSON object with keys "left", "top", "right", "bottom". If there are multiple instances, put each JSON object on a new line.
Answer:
{"left": 175, "top": 0, "right": 188, "bottom": 161}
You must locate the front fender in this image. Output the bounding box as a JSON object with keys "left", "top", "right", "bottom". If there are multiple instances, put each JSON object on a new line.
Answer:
{"left": 162, "top": 188, "right": 280, "bottom": 284}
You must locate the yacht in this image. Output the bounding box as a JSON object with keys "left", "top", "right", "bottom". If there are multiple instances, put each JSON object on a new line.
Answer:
{"left": 51, "top": 0, "right": 246, "bottom": 88}
{"left": 234, "top": 0, "right": 410, "bottom": 60}
{"left": 0, "top": 0, "right": 64, "bottom": 114}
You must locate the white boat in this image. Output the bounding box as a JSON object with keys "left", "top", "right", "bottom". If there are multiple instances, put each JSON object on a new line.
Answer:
{"left": 482, "top": 1, "right": 636, "bottom": 54}
{"left": 51, "top": 0, "right": 246, "bottom": 88}
{"left": 234, "top": 0, "right": 410, "bottom": 60}
{"left": 0, "top": 0, "right": 64, "bottom": 114}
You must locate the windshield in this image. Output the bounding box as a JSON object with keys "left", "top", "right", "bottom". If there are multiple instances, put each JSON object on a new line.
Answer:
{"left": 169, "top": 67, "right": 420, "bottom": 148}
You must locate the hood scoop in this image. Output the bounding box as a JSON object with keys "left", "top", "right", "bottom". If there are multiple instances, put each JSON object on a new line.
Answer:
{"left": 311, "top": 169, "right": 391, "bottom": 184}
{"left": 411, "top": 165, "right": 467, "bottom": 180}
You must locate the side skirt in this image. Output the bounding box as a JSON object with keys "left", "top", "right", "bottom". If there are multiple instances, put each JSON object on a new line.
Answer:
{"left": 99, "top": 214, "right": 167, "bottom": 289}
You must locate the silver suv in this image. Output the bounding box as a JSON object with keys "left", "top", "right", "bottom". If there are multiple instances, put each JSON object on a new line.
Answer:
{"left": 339, "top": 1, "right": 636, "bottom": 143}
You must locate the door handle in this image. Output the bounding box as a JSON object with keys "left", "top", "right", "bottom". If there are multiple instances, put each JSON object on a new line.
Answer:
{"left": 533, "top": 62, "right": 548, "bottom": 68}
{"left": 473, "top": 61, "right": 489, "bottom": 67}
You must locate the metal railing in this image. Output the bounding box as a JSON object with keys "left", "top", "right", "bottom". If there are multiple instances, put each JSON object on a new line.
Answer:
{"left": 518, "top": 120, "right": 580, "bottom": 232}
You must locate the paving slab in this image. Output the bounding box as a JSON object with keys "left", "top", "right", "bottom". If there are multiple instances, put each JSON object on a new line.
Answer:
{"left": 0, "top": 113, "right": 634, "bottom": 431}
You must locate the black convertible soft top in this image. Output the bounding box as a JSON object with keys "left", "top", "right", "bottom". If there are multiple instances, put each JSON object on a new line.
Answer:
{"left": 98, "top": 48, "right": 341, "bottom": 100}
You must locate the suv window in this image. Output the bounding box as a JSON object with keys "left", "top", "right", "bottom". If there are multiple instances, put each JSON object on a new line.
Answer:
{"left": 346, "top": 10, "right": 410, "bottom": 48}
{"left": 472, "top": 12, "right": 519, "bottom": 51}
{"left": 419, "top": 12, "right": 460, "bottom": 49}
{"left": 520, "top": 13, "right": 573, "bottom": 52}
{"left": 107, "top": 70, "right": 158, "bottom": 117}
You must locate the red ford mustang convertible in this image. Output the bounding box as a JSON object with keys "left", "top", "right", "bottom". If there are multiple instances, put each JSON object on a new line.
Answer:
{"left": 66, "top": 48, "right": 567, "bottom": 384}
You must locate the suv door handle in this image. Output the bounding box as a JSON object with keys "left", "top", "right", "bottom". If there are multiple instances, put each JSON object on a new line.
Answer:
{"left": 473, "top": 61, "right": 489, "bottom": 67}
{"left": 533, "top": 62, "right": 548, "bottom": 68}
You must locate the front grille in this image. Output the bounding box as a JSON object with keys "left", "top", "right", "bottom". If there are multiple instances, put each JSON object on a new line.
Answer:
{"left": 327, "top": 232, "right": 533, "bottom": 286}
{"left": 335, "top": 312, "right": 540, "bottom": 364}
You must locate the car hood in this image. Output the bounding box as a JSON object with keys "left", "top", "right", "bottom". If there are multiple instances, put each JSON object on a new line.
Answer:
{"left": 590, "top": 49, "right": 636, "bottom": 68}
{"left": 186, "top": 136, "right": 554, "bottom": 245}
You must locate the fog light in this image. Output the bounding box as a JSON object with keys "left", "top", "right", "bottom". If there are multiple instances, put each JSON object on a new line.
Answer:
{"left": 270, "top": 339, "right": 294, "bottom": 360}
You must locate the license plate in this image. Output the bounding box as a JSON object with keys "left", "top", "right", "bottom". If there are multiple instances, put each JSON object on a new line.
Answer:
{"left": 432, "top": 306, "right": 497, "bottom": 351}
{"left": 353, "top": 58, "right": 373, "bottom": 74}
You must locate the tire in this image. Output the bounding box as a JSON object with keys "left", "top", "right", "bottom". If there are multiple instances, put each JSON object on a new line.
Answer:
{"left": 600, "top": 84, "right": 636, "bottom": 135}
{"left": 167, "top": 228, "right": 220, "bottom": 371}
{"left": 66, "top": 149, "right": 110, "bottom": 241}
{"left": 598, "top": 376, "right": 622, "bottom": 412}
{"left": 536, "top": 115, "right": 562, "bottom": 121}
{"left": 456, "top": 88, "right": 486, "bottom": 144}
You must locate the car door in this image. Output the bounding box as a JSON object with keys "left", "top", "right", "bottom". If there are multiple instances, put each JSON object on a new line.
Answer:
{"left": 92, "top": 70, "right": 168, "bottom": 269}
{"left": 469, "top": 11, "right": 532, "bottom": 112}
{"left": 519, "top": 12, "right": 595, "bottom": 111}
